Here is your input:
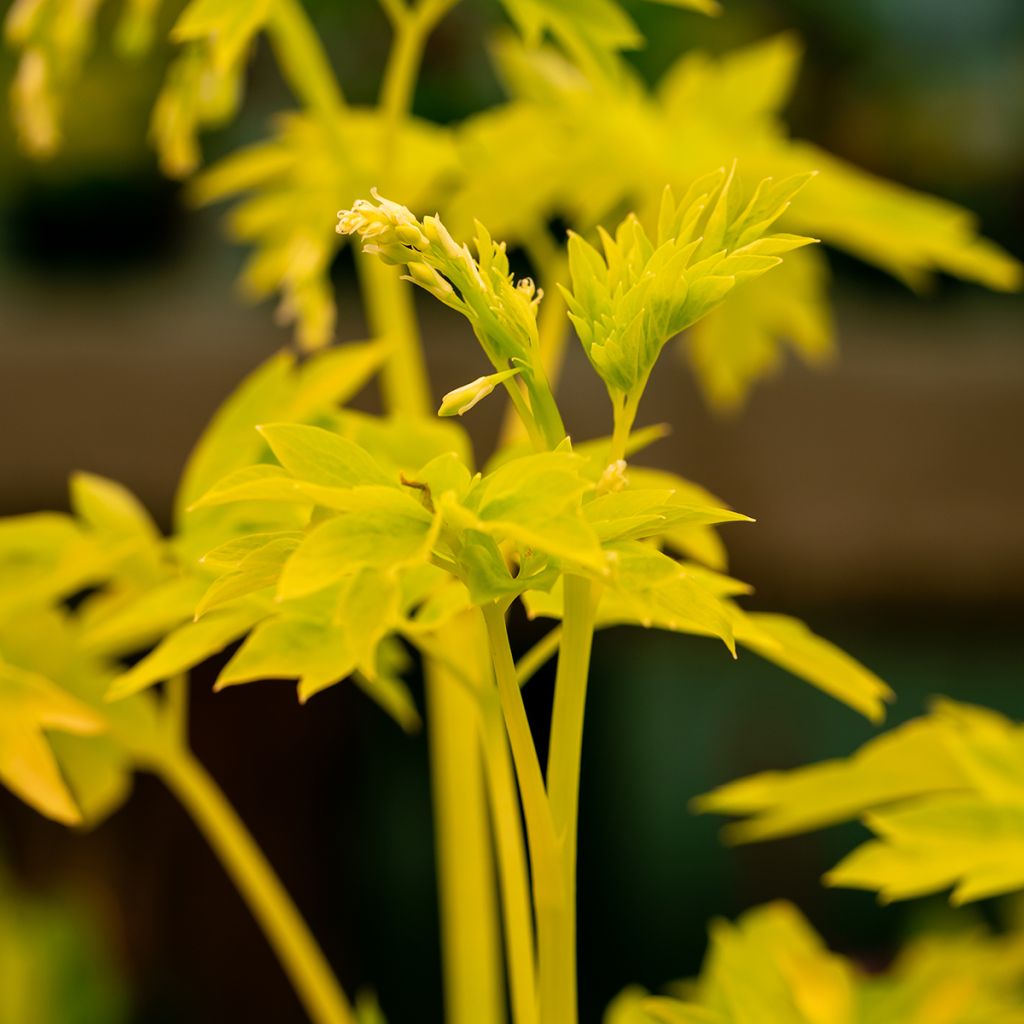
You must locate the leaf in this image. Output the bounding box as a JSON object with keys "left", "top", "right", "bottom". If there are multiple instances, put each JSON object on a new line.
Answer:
{"left": 0, "top": 661, "right": 106, "bottom": 825}
{"left": 695, "top": 699, "right": 1024, "bottom": 906}
{"left": 353, "top": 637, "right": 421, "bottom": 734}
{"left": 171, "top": 0, "right": 274, "bottom": 73}
{"left": 277, "top": 489, "right": 435, "bottom": 600}
{"left": 151, "top": 44, "right": 244, "bottom": 178}
{"left": 79, "top": 576, "right": 206, "bottom": 657}
{"left": 584, "top": 488, "right": 750, "bottom": 543}
{"left": 215, "top": 616, "right": 357, "bottom": 704}
{"left": 107, "top": 604, "right": 267, "bottom": 700}
{"left": 69, "top": 472, "right": 161, "bottom": 548}
{"left": 563, "top": 170, "right": 817, "bottom": 403}
{"left": 189, "top": 464, "right": 311, "bottom": 509}
{"left": 0, "top": 513, "right": 106, "bottom": 616}
{"left": 176, "top": 343, "right": 387, "bottom": 523}
{"left": 456, "top": 451, "right": 604, "bottom": 571}
{"left": 196, "top": 111, "right": 457, "bottom": 350}
{"left": 257, "top": 423, "right": 397, "bottom": 489}
{"left": 195, "top": 536, "right": 301, "bottom": 618}
{"left": 693, "top": 715, "right": 967, "bottom": 843}
{"left": 734, "top": 613, "right": 894, "bottom": 724}
{"left": 690, "top": 902, "right": 857, "bottom": 1024}
{"left": 625, "top": 467, "right": 735, "bottom": 569}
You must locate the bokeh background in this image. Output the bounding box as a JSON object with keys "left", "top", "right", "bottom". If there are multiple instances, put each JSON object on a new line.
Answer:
{"left": 1, "top": 0, "right": 1023, "bottom": 1020}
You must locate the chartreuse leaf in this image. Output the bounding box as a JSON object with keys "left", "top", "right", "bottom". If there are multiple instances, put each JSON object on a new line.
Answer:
{"left": 195, "top": 111, "right": 458, "bottom": 350}
{"left": 195, "top": 536, "right": 301, "bottom": 618}
{"left": 0, "top": 609, "right": 168, "bottom": 828}
{"left": 459, "top": 450, "right": 605, "bottom": 573}
{"left": 277, "top": 488, "right": 436, "bottom": 600}
{"left": 499, "top": 0, "right": 718, "bottom": 79}
{"left": 79, "top": 576, "right": 207, "bottom": 657}
{"left": 176, "top": 343, "right": 388, "bottom": 524}
{"left": 0, "top": 513, "right": 106, "bottom": 617}
{"left": 151, "top": 43, "right": 245, "bottom": 178}
{"left": 4, "top": 0, "right": 107, "bottom": 156}
{"left": 624, "top": 467, "right": 738, "bottom": 570}
{"left": 564, "top": 168, "right": 817, "bottom": 410}
{"left": 0, "top": 660, "right": 105, "bottom": 825}
{"left": 734, "top": 613, "right": 894, "bottom": 724}
{"left": 608, "top": 900, "right": 1024, "bottom": 1024}
{"left": 171, "top": 0, "right": 273, "bottom": 74}
{"left": 107, "top": 603, "right": 267, "bottom": 700}
{"left": 256, "top": 423, "right": 396, "bottom": 489}
{"left": 215, "top": 617, "right": 358, "bottom": 704}
{"left": 696, "top": 699, "right": 1024, "bottom": 905}
{"left": 524, "top": 550, "right": 890, "bottom": 719}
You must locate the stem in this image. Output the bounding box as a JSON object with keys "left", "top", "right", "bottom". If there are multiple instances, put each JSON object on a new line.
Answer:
{"left": 481, "top": 603, "right": 566, "bottom": 1024}
{"left": 499, "top": 232, "right": 568, "bottom": 449}
{"left": 609, "top": 391, "right": 640, "bottom": 464}
{"left": 266, "top": 0, "right": 347, "bottom": 123}
{"left": 157, "top": 749, "right": 355, "bottom": 1024}
{"left": 480, "top": 606, "right": 560, "bottom": 894}
{"left": 380, "top": 0, "right": 459, "bottom": 141}
{"left": 542, "top": 575, "right": 598, "bottom": 1024}
{"left": 473, "top": 631, "right": 539, "bottom": 1024}
{"left": 425, "top": 639, "right": 504, "bottom": 1024}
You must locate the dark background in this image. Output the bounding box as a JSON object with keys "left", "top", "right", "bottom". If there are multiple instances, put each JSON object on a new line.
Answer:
{"left": 1, "top": 0, "right": 1022, "bottom": 1020}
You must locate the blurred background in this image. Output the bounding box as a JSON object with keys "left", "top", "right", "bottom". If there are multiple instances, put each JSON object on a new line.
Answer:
{"left": 1, "top": 0, "right": 1022, "bottom": 1020}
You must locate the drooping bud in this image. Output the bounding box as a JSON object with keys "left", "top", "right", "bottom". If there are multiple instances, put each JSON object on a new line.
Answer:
{"left": 437, "top": 368, "right": 521, "bottom": 417}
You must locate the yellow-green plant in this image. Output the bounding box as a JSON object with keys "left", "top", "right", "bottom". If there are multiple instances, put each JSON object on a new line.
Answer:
{"left": 2, "top": 1, "right": 1021, "bottom": 1022}
{"left": 605, "top": 900, "right": 1024, "bottom": 1024}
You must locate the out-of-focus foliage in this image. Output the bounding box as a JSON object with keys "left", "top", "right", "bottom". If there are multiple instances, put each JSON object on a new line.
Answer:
{"left": 7, "top": 1, "right": 1017, "bottom": 407}
{"left": 606, "top": 901, "right": 1024, "bottom": 1024}
{"left": 0, "top": 863, "right": 130, "bottom": 1024}
{"left": 697, "top": 699, "right": 1024, "bottom": 906}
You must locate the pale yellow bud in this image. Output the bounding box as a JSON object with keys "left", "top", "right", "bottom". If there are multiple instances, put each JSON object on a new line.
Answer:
{"left": 437, "top": 368, "right": 521, "bottom": 417}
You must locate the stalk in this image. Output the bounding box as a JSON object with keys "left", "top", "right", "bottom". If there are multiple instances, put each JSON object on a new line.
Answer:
{"left": 266, "top": 0, "right": 348, "bottom": 122}
{"left": 481, "top": 603, "right": 566, "bottom": 1024}
{"left": 542, "top": 575, "right": 597, "bottom": 1024}
{"left": 156, "top": 748, "right": 356, "bottom": 1024}
{"left": 363, "top": 18, "right": 506, "bottom": 1000}
{"left": 425, "top": 640, "right": 504, "bottom": 1024}
{"left": 471, "top": 615, "right": 539, "bottom": 1024}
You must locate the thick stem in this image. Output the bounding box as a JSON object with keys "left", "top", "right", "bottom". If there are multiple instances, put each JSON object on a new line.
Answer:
{"left": 472, "top": 620, "right": 539, "bottom": 1024}
{"left": 542, "top": 575, "right": 598, "bottom": 1024}
{"left": 358, "top": 178, "right": 503, "bottom": 1022}
{"left": 157, "top": 749, "right": 355, "bottom": 1024}
{"left": 266, "top": 0, "right": 347, "bottom": 122}
{"left": 481, "top": 603, "right": 566, "bottom": 1024}
{"left": 425, "top": 641, "right": 505, "bottom": 1024}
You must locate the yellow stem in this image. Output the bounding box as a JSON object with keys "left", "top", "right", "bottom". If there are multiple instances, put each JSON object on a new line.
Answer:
{"left": 471, "top": 619, "right": 539, "bottom": 1024}
{"left": 266, "top": 0, "right": 347, "bottom": 122}
{"left": 481, "top": 603, "right": 567, "bottom": 1024}
{"left": 157, "top": 749, "right": 355, "bottom": 1024}
{"left": 425, "top": 635, "right": 505, "bottom": 1024}
{"left": 543, "top": 575, "right": 598, "bottom": 1024}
